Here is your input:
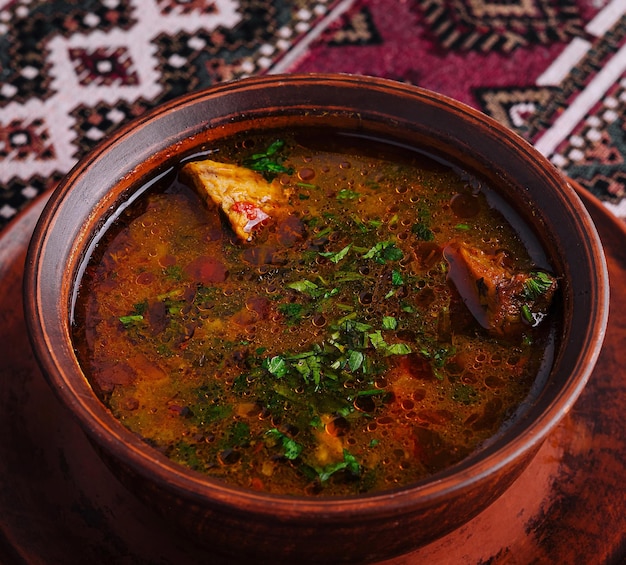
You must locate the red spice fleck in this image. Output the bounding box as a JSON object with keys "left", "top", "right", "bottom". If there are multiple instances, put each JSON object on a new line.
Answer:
{"left": 232, "top": 201, "right": 262, "bottom": 220}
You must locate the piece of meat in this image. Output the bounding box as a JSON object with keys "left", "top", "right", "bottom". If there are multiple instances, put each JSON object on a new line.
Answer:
{"left": 181, "top": 159, "right": 290, "bottom": 242}
{"left": 443, "top": 243, "right": 557, "bottom": 335}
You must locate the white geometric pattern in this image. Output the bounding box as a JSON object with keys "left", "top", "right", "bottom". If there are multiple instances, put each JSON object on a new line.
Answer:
{"left": 0, "top": 0, "right": 241, "bottom": 184}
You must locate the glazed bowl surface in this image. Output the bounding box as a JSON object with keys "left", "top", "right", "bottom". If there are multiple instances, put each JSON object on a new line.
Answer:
{"left": 23, "top": 74, "right": 609, "bottom": 564}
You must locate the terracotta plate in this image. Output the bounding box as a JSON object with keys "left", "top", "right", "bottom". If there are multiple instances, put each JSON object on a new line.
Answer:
{"left": 0, "top": 185, "right": 624, "bottom": 564}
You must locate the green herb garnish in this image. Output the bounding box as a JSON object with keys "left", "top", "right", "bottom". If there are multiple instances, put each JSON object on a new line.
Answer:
{"left": 286, "top": 278, "right": 339, "bottom": 300}
{"left": 119, "top": 299, "right": 148, "bottom": 327}
{"left": 287, "top": 279, "right": 319, "bottom": 294}
{"left": 362, "top": 241, "right": 404, "bottom": 264}
{"left": 319, "top": 243, "right": 352, "bottom": 264}
{"left": 119, "top": 314, "right": 144, "bottom": 327}
{"left": 266, "top": 428, "right": 303, "bottom": 460}
{"left": 523, "top": 271, "right": 554, "bottom": 300}
{"left": 242, "top": 139, "right": 293, "bottom": 180}
{"left": 346, "top": 350, "right": 365, "bottom": 372}
{"left": 315, "top": 449, "right": 361, "bottom": 481}
{"left": 411, "top": 222, "right": 434, "bottom": 241}
{"left": 264, "top": 355, "right": 288, "bottom": 378}
{"left": 521, "top": 304, "right": 534, "bottom": 323}
{"left": 278, "top": 302, "right": 305, "bottom": 325}
{"left": 337, "top": 189, "right": 360, "bottom": 201}
{"left": 391, "top": 270, "right": 404, "bottom": 286}
{"left": 368, "top": 330, "right": 411, "bottom": 355}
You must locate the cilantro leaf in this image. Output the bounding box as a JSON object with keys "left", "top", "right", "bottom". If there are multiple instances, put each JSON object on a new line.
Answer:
{"left": 287, "top": 278, "right": 339, "bottom": 300}
{"left": 319, "top": 243, "right": 352, "bottom": 264}
{"left": 278, "top": 302, "right": 305, "bottom": 325}
{"left": 264, "top": 356, "right": 288, "bottom": 377}
{"left": 368, "top": 330, "right": 411, "bottom": 356}
{"left": 293, "top": 354, "right": 322, "bottom": 387}
{"left": 411, "top": 222, "right": 434, "bottom": 241}
{"left": 119, "top": 314, "right": 144, "bottom": 327}
{"left": 391, "top": 270, "right": 404, "bottom": 286}
{"left": 337, "top": 189, "right": 360, "bottom": 201}
{"left": 266, "top": 429, "right": 303, "bottom": 460}
{"left": 386, "top": 343, "right": 412, "bottom": 355}
{"left": 362, "top": 241, "right": 404, "bottom": 264}
{"left": 347, "top": 350, "right": 365, "bottom": 372}
{"left": 119, "top": 299, "right": 148, "bottom": 327}
{"left": 523, "top": 271, "right": 555, "bottom": 300}
{"left": 242, "top": 139, "right": 294, "bottom": 180}
{"left": 287, "top": 279, "right": 319, "bottom": 294}
{"left": 316, "top": 449, "right": 361, "bottom": 482}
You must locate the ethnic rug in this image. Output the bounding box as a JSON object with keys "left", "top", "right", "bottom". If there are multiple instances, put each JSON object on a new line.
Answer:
{"left": 1, "top": 0, "right": 625, "bottom": 233}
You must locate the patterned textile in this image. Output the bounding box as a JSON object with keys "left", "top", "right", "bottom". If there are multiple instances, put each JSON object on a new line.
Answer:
{"left": 1, "top": 0, "right": 625, "bottom": 232}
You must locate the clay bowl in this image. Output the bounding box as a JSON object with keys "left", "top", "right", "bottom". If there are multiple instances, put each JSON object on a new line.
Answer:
{"left": 23, "top": 74, "right": 609, "bottom": 564}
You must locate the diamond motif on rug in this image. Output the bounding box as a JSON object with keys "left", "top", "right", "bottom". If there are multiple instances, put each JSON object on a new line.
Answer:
{"left": 70, "top": 99, "right": 155, "bottom": 157}
{"left": 327, "top": 6, "right": 382, "bottom": 46}
{"left": 0, "top": 118, "right": 55, "bottom": 161}
{"left": 70, "top": 47, "right": 140, "bottom": 87}
{"left": 410, "top": 0, "right": 585, "bottom": 52}
{"left": 0, "top": 0, "right": 136, "bottom": 107}
{"left": 474, "top": 86, "right": 558, "bottom": 134}
{"left": 0, "top": 173, "right": 64, "bottom": 219}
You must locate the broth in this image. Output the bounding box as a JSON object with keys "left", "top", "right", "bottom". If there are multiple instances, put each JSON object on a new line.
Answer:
{"left": 72, "top": 129, "right": 559, "bottom": 496}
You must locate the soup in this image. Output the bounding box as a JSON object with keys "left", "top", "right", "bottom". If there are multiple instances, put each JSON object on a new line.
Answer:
{"left": 72, "top": 130, "right": 558, "bottom": 496}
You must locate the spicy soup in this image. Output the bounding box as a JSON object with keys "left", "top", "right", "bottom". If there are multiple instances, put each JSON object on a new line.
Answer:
{"left": 72, "top": 129, "right": 559, "bottom": 497}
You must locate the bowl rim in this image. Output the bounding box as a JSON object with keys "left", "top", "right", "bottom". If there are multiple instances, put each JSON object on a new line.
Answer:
{"left": 24, "top": 72, "right": 610, "bottom": 519}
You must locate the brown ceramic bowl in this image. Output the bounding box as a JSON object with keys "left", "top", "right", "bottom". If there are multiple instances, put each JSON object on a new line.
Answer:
{"left": 23, "top": 74, "right": 609, "bottom": 564}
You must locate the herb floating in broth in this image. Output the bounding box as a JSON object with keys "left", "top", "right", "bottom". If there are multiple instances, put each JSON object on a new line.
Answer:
{"left": 242, "top": 139, "right": 294, "bottom": 180}
{"left": 72, "top": 130, "right": 559, "bottom": 497}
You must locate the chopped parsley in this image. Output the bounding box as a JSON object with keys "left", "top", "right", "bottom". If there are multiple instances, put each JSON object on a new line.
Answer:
{"left": 368, "top": 330, "right": 411, "bottom": 355}
{"left": 266, "top": 428, "right": 303, "bottom": 460}
{"left": 336, "top": 189, "right": 360, "bottom": 200}
{"left": 391, "top": 270, "right": 404, "bottom": 285}
{"left": 164, "top": 265, "right": 183, "bottom": 280}
{"left": 523, "top": 271, "right": 555, "bottom": 300}
{"left": 242, "top": 139, "right": 293, "bottom": 180}
{"left": 119, "top": 299, "right": 148, "bottom": 327}
{"left": 319, "top": 243, "right": 352, "bottom": 264}
{"left": 277, "top": 302, "right": 305, "bottom": 325}
{"left": 362, "top": 241, "right": 404, "bottom": 263}
{"left": 412, "top": 222, "right": 434, "bottom": 241}
{"left": 119, "top": 314, "right": 144, "bottom": 327}
{"left": 315, "top": 449, "right": 361, "bottom": 482}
